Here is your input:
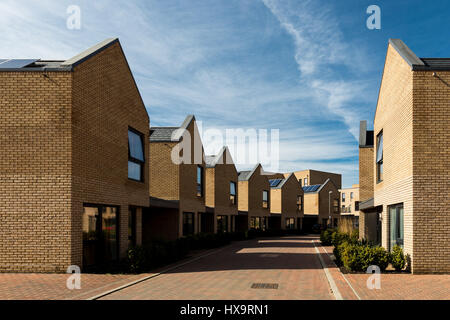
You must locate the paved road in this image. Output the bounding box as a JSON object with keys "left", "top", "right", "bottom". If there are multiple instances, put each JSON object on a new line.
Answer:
{"left": 100, "top": 235, "right": 335, "bottom": 300}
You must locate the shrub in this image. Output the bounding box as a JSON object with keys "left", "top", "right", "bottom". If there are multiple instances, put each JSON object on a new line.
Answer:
{"left": 126, "top": 245, "right": 149, "bottom": 273}
{"left": 320, "top": 229, "right": 333, "bottom": 246}
{"left": 390, "top": 245, "right": 406, "bottom": 271}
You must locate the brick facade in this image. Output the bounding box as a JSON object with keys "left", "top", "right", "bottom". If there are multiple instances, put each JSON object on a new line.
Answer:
{"left": 0, "top": 39, "right": 149, "bottom": 272}
{"left": 367, "top": 39, "right": 450, "bottom": 274}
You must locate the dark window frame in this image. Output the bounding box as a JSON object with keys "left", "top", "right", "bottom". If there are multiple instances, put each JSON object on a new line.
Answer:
{"left": 297, "top": 195, "right": 303, "bottom": 211}
{"left": 230, "top": 181, "right": 237, "bottom": 205}
{"left": 82, "top": 203, "right": 120, "bottom": 268}
{"left": 196, "top": 166, "right": 203, "bottom": 197}
{"left": 128, "top": 127, "right": 145, "bottom": 182}
{"left": 128, "top": 207, "right": 137, "bottom": 248}
{"left": 183, "top": 212, "right": 195, "bottom": 236}
{"left": 376, "top": 130, "right": 383, "bottom": 183}
{"left": 262, "top": 190, "right": 269, "bottom": 209}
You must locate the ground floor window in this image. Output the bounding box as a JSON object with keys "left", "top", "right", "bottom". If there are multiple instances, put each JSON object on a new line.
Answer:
{"left": 217, "top": 215, "right": 228, "bottom": 233}
{"left": 128, "top": 207, "right": 137, "bottom": 248}
{"left": 285, "top": 218, "right": 295, "bottom": 230}
{"left": 82, "top": 204, "right": 119, "bottom": 268}
{"left": 183, "top": 212, "right": 195, "bottom": 236}
{"left": 250, "top": 216, "right": 267, "bottom": 231}
{"left": 389, "top": 203, "right": 404, "bottom": 251}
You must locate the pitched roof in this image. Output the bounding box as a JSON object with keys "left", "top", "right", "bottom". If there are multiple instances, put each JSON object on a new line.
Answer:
{"left": 389, "top": 39, "right": 450, "bottom": 71}
{"left": 302, "top": 184, "right": 322, "bottom": 193}
{"left": 0, "top": 38, "right": 119, "bottom": 72}
{"left": 238, "top": 164, "right": 260, "bottom": 181}
{"left": 149, "top": 127, "right": 179, "bottom": 142}
{"left": 205, "top": 147, "right": 228, "bottom": 168}
{"left": 149, "top": 115, "right": 196, "bottom": 142}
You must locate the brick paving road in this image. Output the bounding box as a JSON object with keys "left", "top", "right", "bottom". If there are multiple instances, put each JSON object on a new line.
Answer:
{"left": 0, "top": 235, "right": 448, "bottom": 300}
{"left": 101, "top": 236, "right": 335, "bottom": 300}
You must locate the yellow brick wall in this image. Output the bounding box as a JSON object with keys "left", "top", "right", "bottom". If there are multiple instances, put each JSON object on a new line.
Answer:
{"left": 412, "top": 70, "right": 450, "bottom": 273}
{"left": 209, "top": 150, "right": 238, "bottom": 232}
{"left": 374, "top": 43, "right": 414, "bottom": 266}
{"left": 0, "top": 71, "right": 73, "bottom": 272}
{"left": 0, "top": 41, "right": 150, "bottom": 272}
{"left": 71, "top": 42, "right": 150, "bottom": 266}
{"left": 280, "top": 175, "right": 304, "bottom": 229}
{"left": 359, "top": 147, "right": 374, "bottom": 202}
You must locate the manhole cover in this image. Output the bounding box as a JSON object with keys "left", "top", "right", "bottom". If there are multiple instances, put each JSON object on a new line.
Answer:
{"left": 251, "top": 283, "right": 279, "bottom": 289}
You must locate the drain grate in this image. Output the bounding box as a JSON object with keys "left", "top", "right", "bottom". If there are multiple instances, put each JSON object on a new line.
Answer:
{"left": 251, "top": 283, "right": 279, "bottom": 289}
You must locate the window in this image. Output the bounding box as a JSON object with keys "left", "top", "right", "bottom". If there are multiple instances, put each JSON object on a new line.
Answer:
{"left": 355, "top": 201, "right": 360, "bottom": 211}
{"left": 304, "top": 178, "right": 308, "bottom": 186}
{"left": 128, "top": 207, "right": 136, "bottom": 248}
{"left": 299, "top": 179, "right": 302, "bottom": 186}
{"left": 262, "top": 190, "right": 269, "bottom": 208}
{"left": 376, "top": 131, "right": 383, "bottom": 182}
{"left": 196, "top": 166, "right": 203, "bottom": 197}
{"left": 333, "top": 199, "right": 339, "bottom": 213}
{"left": 285, "top": 218, "right": 295, "bottom": 230}
{"left": 389, "top": 204, "right": 404, "bottom": 251}
{"left": 217, "top": 215, "right": 228, "bottom": 233}
{"left": 183, "top": 212, "right": 194, "bottom": 236}
{"left": 350, "top": 192, "right": 353, "bottom": 200}
{"left": 230, "top": 182, "right": 236, "bottom": 205}
{"left": 297, "top": 195, "right": 303, "bottom": 211}
{"left": 128, "top": 129, "right": 145, "bottom": 181}
{"left": 82, "top": 205, "right": 119, "bottom": 268}
{"left": 250, "top": 217, "right": 267, "bottom": 231}
{"left": 342, "top": 193, "right": 346, "bottom": 202}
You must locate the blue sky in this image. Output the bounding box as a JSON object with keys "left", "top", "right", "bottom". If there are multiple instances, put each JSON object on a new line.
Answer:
{"left": 1, "top": 0, "right": 449, "bottom": 187}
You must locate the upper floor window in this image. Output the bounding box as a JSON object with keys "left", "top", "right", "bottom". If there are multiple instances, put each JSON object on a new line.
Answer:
{"left": 342, "top": 193, "right": 346, "bottom": 202}
{"left": 350, "top": 192, "right": 353, "bottom": 200}
{"left": 230, "top": 181, "right": 236, "bottom": 205}
{"left": 304, "top": 178, "right": 308, "bottom": 186}
{"left": 128, "top": 128, "right": 144, "bottom": 181}
{"left": 376, "top": 131, "right": 383, "bottom": 182}
{"left": 297, "top": 195, "right": 303, "bottom": 211}
{"left": 262, "top": 190, "right": 269, "bottom": 208}
{"left": 196, "top": 166, "right": 203, "bottom": 197}
{"left": 355, "top": 201, "right": 360, "bottom": 211}
{"left": 333, "top": 199, "right": 339, "bottom": 213}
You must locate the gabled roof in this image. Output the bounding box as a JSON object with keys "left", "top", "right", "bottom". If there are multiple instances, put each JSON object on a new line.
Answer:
{"left": 269, "top": 173, "right": 298, "bottom": 189}
{"left": 389, "top": 39, "right": 450, "bottom": 71}
{"left": 150, "top": 115, "right": 196, "bottom": 142}
{"left": 0, "top": 38, "right": 119, "bottom": 72}
{"left": 238, "top": 164, "right": 260, "bottom": 181}
{"left": 205, "top": 146, "right": 233, "bottom": 168}
{"left": 303, "top": 178, "right": 336, "bottom": 193}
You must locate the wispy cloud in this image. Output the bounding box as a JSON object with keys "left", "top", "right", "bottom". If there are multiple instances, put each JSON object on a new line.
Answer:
{"left": 261, "top": 0, "right": 372, "bottom": 139}
{"left": 0, "top": 0, "right": 378, "bottom": 187}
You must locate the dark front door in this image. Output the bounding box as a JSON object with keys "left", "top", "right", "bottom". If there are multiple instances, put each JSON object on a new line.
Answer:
{"left": 82, "top": 205, "right": 119, "bottom": 269}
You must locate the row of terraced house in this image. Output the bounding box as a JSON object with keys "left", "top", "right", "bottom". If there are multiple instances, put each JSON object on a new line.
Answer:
{"left": 0, "top": 38, "right": 341, "bottom": 273}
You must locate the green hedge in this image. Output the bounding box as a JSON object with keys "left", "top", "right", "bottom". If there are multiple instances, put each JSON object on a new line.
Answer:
{"left": 330, "top": 230, "right": 406, "bottom": 272}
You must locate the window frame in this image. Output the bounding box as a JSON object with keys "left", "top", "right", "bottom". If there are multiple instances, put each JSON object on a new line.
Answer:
{"left": 262, "top": 190, "right": 269, "bottom": 209}
{"left": 128, "top": 127, "right": 145, "bottom": 182}
{"left": 296, "top": 195, "right": 303, "bottom": 211}
{"left": 182, "top": 212, "right": 195, "bottom": 236}
{"left": 128, "top": 207, "right": 137, "bottom": 248}
{"left": 230, "top": 181, "right": 237, "bottom": 205}
{"left": 196, "top": 165, "right": 203, "bottom": 197}
{"left": 82, "top": 203, "right": 120, "bottom": 268}
{"left": 376, "top": 131, "right": 384, "bottom": 183}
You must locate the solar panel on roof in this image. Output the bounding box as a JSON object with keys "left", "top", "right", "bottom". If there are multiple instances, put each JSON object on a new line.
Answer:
{"left": 0, "top": 59, "right": 39, "bottom": 69}
{"left": 269, "top": 179, "right": 282, "bottom": 187}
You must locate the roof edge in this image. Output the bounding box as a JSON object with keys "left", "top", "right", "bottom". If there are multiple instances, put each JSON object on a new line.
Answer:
{"left": 388, "top": 39, "right": 424, "bottom": 69}
{"left": 61, "top": 38, "right": 119, "bottom": 67}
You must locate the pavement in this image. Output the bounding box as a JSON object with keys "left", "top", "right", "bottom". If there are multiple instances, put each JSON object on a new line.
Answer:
{"left": 0, "top": 235, "right": 448, "bottom": 300}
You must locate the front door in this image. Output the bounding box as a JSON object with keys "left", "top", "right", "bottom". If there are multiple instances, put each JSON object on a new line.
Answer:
{"left": 82, "top": 205, "right": 119, "bottom": 269}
